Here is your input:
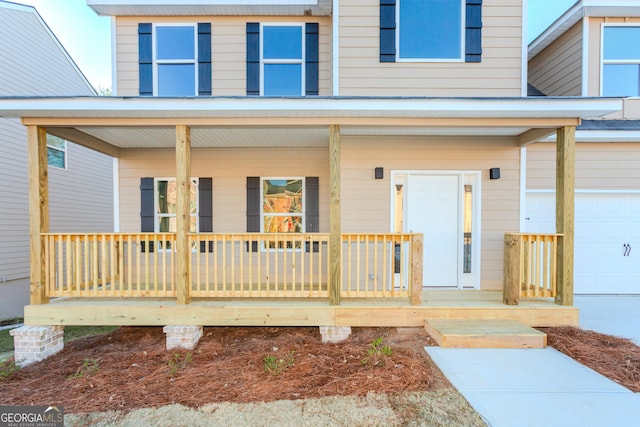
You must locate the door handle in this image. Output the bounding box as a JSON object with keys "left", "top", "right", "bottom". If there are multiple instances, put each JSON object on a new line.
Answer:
{"left": 623, "top": 243, "right": 631, "bottom": 257}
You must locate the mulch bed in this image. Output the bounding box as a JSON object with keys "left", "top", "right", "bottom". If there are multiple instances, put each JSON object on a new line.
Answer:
{"left": 538, "top": 326, "right": 640, "bottom": 392}
{"left": 0, "top": 326, "right": 445, "bottom": 413}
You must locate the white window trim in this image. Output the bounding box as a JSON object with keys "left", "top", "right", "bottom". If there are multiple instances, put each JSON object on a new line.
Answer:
{"left": 260, "top": 177, "right": 306, "bottom": 233}
{"left": 47, "top": 137, "right": 67, "bottom": 170}
{"left": 259, "top": 23, "right": 306, "bottom": 95}
{"left": 600, "top": 23, "right": 640, "bottom": 96}
{"left": 152, "top": 23, "right": 198, "bottom": 97}
{"left": 154, "top": 177, "right": 199, "bottom": 233}
{"left": 395, "top": 0, "right": 465, "bottom": 63}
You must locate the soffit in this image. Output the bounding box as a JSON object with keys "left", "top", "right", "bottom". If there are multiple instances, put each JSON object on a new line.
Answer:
{"left": 87, "top": 0, "right": 333, "bottom": 16}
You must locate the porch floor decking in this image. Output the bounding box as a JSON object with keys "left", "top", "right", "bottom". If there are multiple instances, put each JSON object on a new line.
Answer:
{"left": 24, "top": 290, "right": 578, "bottom": 328}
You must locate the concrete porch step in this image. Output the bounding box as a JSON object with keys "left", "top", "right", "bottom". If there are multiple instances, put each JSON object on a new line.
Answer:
{"left": 424, "top": 319, "right": 547, "bottom": 349}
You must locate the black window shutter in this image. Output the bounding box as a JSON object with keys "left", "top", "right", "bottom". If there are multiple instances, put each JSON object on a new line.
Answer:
{"left": 305, "top": 23, "right": 319, "bottom": 96}
{"left": 305, "top": 177, "right": 320, "bottom": 252}
{"left": 198, "top": 177, "right": 213, "bottom": 252}
{"left": 198, "top": 23, "right": 212, "bottom": 96}
{"left": 380, "top": 0, "right": 396, "bottom": 63}
{"left": 246, "top": 177, "right": 260, "bottom": 251}
{"left": 140, "top": 177, "right": 155, "bottom": 252}
{"left": 138, "top": 23, "right": 153, "bottom": 96}
{"left": 465, "top": 0, "right": 482, "bottom": 63}
{"left": 246, "top": 23, "right": 260, "bottom": 95}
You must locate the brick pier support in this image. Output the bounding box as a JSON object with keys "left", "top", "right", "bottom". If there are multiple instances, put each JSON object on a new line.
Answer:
{"left": 10, "top": 326, "right": 64, "bottom": 367}
{"left": 163, "top": 325, "right": 203, "bottom": 350}
{"left": 319, "top": 326, "right": 352, "bottom": 343}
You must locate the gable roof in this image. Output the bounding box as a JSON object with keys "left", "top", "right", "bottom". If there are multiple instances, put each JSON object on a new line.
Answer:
{"left": 529, "top": 0, "right": 640, "bottom": 60}
{"left": 0, "top": 0, "right": 95, "bottom": 96}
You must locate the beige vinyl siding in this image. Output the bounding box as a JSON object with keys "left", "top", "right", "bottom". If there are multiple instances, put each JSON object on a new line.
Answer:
{"left": 49, "top": 144, "right": 114, "bottom": 232}
{"left": 587, "top": 17, "right": 640, "bottom": 97}
{"left": 115, "top": 16, "right": 332, "bottom": 96}
{"left": 338, "top": 0, "right": 523, "bottom": 96}
{"left": 527, "top": 143, "right": 640, "bottom": 190}
{"left": 0, "top": 7, "right": 93, "bottom": 96}
{"left": 341, "top": 137, "right": 521, "bottom": 290}
{"left": 528, "top": 22, "right": 582, "bottom": 96}
{"left": 117, "top": 148, "right": 329, "bottom": 233}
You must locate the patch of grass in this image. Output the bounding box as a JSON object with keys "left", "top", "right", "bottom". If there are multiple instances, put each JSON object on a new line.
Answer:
{"left": 63, "top": 325, "right": 118, "bottom": 342}
{"left": 361, "top": 337, "right": 393, "bottom": 367}
{"left": 263, "top": 350, "right": 295, "bottom": 375}
{"left": 67, "top": 358, "right": 100, "bottom": 379}
{"left": 0, "top": 330, "right": 14, "bottom": 354}
{"left": 167, "top": 352, "right": 192, "bottom": 377}
{"left": 0, "top": 359, "right": 20, "bottom": 380}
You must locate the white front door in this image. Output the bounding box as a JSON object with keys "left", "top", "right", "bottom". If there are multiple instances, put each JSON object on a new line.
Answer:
{"left": 406, "top": 174, "right": 461, "bottom": 287}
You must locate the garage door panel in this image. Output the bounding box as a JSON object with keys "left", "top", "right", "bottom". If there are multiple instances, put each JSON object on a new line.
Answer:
{"left": 526, "top": 192, "right": 640, "bottom": 294}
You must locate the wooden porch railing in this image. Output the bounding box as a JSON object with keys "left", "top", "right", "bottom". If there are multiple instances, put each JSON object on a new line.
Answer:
{"left": 43, "top": 233, "right": 177, "bottom": 297}
{"left": 504, "top": 233, "right": 561, "bottom": 304}
{"left": 42, "top": 232, "right": 422, "bottom": 302}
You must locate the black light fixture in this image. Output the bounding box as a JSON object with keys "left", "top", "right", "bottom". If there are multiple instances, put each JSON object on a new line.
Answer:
{"left": 374, "top": 167, "right": 384, "bottom": 180}
{"left": 489, "top": 168, "right": 501, "bottom": 180}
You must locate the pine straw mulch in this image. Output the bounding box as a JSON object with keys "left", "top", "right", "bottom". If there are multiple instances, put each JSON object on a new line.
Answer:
{"left": 538, "top": 326, "right": 640, "bottom": 392}
{"left": 0, "top": 326, "right": 447, "bottom": 413}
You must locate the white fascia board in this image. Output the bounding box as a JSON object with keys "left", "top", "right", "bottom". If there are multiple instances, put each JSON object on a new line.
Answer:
{"left": 0, "top": 97, "right": 622, "bottom": 120}
{"left": 540, "top": 130, "right": 640, "bottom": 142}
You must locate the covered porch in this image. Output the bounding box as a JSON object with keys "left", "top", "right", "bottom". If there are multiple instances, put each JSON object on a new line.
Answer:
{"left": 0, "top": 96, "right": 622, "bottom": 330}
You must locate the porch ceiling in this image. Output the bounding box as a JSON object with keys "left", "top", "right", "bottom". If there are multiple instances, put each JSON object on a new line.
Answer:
{"left": 0, "top": 96, "right": 622, "bottom": 153}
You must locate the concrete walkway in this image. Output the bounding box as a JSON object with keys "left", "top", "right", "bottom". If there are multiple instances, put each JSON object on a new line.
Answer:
{"left": 575, "top": 295, "right": 640, "bottom": 344}
{"left": 426, "top": 347, "right": 640, "bottom": 427}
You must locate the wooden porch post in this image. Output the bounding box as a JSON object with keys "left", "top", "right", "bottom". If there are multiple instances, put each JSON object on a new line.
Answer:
{"left": 555, "top": 125, "right": 575, "bottom": 306}
{"left": 27, "top": 125, "right": 49, "bottom": 305}
{"left": 176, "top": 125, "right": 192, "bottom": 304}
{"left": 329, "top": 124, "right": 341, "bottom": 305}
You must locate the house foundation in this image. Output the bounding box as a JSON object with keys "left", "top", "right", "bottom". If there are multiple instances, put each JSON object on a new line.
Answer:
{"left": 319, "top": 326, "right": 352, "bottom": 343}
{"left": 163, "top": 325, "right": 203, "bottom": 350}
{"left": 10, "top": 325, "right": 64, "bottom": 367}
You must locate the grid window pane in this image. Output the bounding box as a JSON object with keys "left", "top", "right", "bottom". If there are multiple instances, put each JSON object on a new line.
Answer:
{"left": 47, "top": 147, "right": 65, "bottom": 169}
{"left": 399, "top": 0, "right": 462, "bottom": 59}
{"left": 264, "top": 64, "right": 302, "bottom": 96}
{"left": 603, "top": 27, "right": 640, "bottom": 60}
{"left": 263, "top": 26, "right": 302, "bottom": 59}
{"left": 263, "top": 215, "right": 303, "bottom": 233}
{"left": 158, "top": 64, "right": 195, "bottom": 96}
{"left": 603, "top": 64, "right": 640, "bottom": 97}
{"left": 156, "top": 26, "right": 195, "bottom": 60}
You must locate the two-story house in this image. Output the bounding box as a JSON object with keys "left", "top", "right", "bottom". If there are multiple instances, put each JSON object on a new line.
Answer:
{"left": 0, "top": 1, "right": 113, "bottom": 320}
{"left": 528, "top": 0, "right": 640, "bottom": 295}
{"left": 0, "top": 0, "right": 622, "bottom": 364}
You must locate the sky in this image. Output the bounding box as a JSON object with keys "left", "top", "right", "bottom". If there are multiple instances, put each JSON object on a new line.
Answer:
{"left": 14, "top": 0, "right": 580, "bottom": 91}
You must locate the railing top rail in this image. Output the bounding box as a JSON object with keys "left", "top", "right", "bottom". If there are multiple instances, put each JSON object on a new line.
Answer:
{"left": 504, "top": 232, "right": 564, "bottom": 237}
{"left": 41, "top": 232, "right": 177, "bottom": 237}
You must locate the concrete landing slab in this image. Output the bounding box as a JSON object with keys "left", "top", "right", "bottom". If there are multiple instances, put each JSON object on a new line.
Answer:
{"left": 426, "top": 347, "right": 640, "bottom": 427}
{"left": 424, "top": 319, "right": 547, "bottom": 348}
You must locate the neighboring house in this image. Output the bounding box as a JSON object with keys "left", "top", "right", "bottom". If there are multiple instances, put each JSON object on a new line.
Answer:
{"left": 528, "top": 0, "right": 640, "bottom": 294}
{"left": 0, "top": 0, "right": 624, "bottom": 362}
{"left": 0, "top": 1, "right": 113, "bottom": 320}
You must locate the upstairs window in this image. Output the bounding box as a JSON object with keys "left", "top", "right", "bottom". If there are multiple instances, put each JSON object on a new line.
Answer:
{"left": 155, "top": 25, "right": 196, "bottom": 96}
{"left": 47, "top": 135, "right": 66, "bottom": 169}
{"left": 398, "top": 0, "right": 463, "bottom": 60}
{"left": 262, "top": 25, "right": 304, "bottom": 96}
{"left": 246, "top": 23, "right": 319, "bottom": 96}
{"left": 380, "top": 0, "right": 481, "bottom": 63}
{"left": 602, "top": 26, "right": 640, "bottom": 96}
{"left": 138, "top": 23, "right": 211, "bottom": 96}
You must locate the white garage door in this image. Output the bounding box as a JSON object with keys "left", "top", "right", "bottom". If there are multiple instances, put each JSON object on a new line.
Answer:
{"left": 525, "top": 192, "right": 640, "bottom": 294}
